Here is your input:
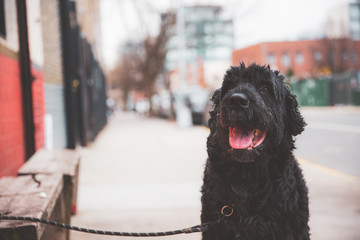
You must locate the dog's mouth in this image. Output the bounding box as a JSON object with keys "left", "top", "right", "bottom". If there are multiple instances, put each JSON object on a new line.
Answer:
{"left": 229, "top": 126, "right": 266, "bottom": 150}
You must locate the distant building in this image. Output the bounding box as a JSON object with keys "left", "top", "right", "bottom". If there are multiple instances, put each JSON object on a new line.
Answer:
{"left": 232, "top": 39, "right": 360, "bottom": 79}
{"left": 163, "top": 5, "right": 234, "bottom": 89}
{"left": 326, "top": 1, "right": 360, "bottom": 40}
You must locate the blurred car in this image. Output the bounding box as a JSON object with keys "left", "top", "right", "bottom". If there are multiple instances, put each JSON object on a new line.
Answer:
{"left": 106, "top": 98, "right": 116, "bottom": 116}
{"left": 135, "top": 99, "right": 150, "bottom": 115}
{"left": 174, "top": 86, "right": 210, "bottom": 125}
{"left": 126, "top": 98, "right": 135, "bottom": 111}
{"left": 151, "top": 91, "right": 172, "bottom": 118}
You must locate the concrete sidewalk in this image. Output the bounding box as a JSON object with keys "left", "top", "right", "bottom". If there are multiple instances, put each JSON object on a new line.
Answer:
{"left": 70, "top": 112, "right": 360, "bottom": 240}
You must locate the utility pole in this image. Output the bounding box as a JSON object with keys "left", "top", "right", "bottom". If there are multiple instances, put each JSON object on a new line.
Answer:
{"left": 176, "top": 0, "right": 186, "bottom": 90}
{"left": 176, "top": 0, "right": 192, "bottom": 127}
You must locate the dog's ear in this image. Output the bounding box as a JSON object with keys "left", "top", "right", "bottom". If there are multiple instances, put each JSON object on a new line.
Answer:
{"left": 285, "top": 85, "right": 306, "bottom": 136}
{"left": 210, "top": 88, "right": 221, "bottom": 108}
{"left": 208, "top": 88, "right": 221, "bottom": 128}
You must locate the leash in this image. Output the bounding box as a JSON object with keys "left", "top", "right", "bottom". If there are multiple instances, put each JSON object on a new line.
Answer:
{"left": 0, "top": 206, "right": 234, "bottom": 237}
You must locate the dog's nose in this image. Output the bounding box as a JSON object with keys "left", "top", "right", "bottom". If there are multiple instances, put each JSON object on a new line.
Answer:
{"left": 228, "top": 93, "right": 249, "bottom": 108}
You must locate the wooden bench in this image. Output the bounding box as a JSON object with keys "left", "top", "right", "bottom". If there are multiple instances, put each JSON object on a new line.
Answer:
{"left": 17, "top": 149, "right": 80, "bottom": 239}
{"left": 18, "top": 149, "right": 80, "bottom": 214}
{"left": 0, "top": 174, "right": 66, "bottom": 240}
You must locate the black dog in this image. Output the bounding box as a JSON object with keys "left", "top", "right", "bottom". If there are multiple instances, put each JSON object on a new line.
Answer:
{"left": 201, "top": 63, "right": 310, "bottom": 240}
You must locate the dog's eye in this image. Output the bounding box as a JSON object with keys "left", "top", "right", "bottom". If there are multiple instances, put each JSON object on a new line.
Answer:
{"left": 260, "top": 86, "right": 270, "bottom": 94}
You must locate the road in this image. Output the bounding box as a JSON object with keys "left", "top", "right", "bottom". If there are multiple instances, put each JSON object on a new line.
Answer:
{"left": 295, "top": 107, "right": 360, "bottom": 178}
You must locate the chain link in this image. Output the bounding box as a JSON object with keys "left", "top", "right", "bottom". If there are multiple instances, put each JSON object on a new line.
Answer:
{"left": 0, "top": 214, "right": 209, "bottom": 237}
{"left": 0, "top": 205, "right": 232, "bottom": 237}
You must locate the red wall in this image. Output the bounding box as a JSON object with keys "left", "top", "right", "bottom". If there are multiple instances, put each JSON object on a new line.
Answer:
{"left": 232, "top": 39, "right": 360, "bottom": 78}
{"left": 0, "top": 53, "right": 26, "bottom": 177}
{"left": 0, "top": 54, "right": 45, "bottom": 177}
{"left": 232, "top": 43, "right": 262, "bottom": 66}
{"left": 259, "top": 40, "right": 326, "bottom": 78}
{"left": 32, "top": 67, "right": 45, "bottom": 151}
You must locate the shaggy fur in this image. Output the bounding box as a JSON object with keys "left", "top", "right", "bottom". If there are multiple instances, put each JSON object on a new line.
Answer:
{"left": 201, "top": 63, "right": 310, "bottom": 240}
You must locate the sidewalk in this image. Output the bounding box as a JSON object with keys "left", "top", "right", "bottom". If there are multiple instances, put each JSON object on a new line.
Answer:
{"left": 70, "top": 112, "right": 360, "bottom": 240}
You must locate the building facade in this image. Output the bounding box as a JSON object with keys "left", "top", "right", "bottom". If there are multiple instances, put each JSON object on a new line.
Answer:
{"left": 0, "top": 0, "right": 45, "bottom": 176}
{"left": 164, "top": 5, "right": 234, "bottom": 89}
{"left": 75, "top": 0, "right": 104, "bottom": 66}
{"left": 232, "top": 39, "right": 360, "bottom": 79}
{"left": 39, "top": 0, "right": 68, "bottom": 150}
{"left": 0, "top": 0, "right": 107, "bottom": 177}
{"left": 326, "top": 1, "right": 360, "bottom": 40}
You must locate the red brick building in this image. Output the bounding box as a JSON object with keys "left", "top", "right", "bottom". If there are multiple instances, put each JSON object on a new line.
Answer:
{"left": 0, "top": 51, "right": 26, "bottom": 176}
{"left": 232, "top": 39, "right": 360, "bottom": 78}
{"left": 0, "top": 1, "right": 45, "bottom": 177}
{"left": 1, "top": 0, "right": 107, "bottom": 177}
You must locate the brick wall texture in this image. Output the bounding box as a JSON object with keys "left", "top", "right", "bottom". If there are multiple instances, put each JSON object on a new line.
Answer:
{"left": 0, "top": 57, "right": 45, "bottom": 177}
{"left": 0, "top": 53, "right": 26, "bottom": 177}
{"left": 232, "top": 39, "right": 360, "bottom": 78}
{"left": 40, "top": 0, "right": 68, "bottom": 149}
{"left": 40, "top": 0, "right": 64, "bottom": 85}
{"left": 32, "top": 66, "right": 45, "bottom": 151}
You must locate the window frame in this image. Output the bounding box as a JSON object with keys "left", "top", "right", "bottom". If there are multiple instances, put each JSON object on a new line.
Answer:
{"left": 0, "top": 0, "right": 6, "bottom": 38}
{"left": 267, "top": 53, "right": 276, "bottom": 65}
{"left": 295, "top": 52, "right": 304, "bottom": 65}
{"left": 281, "top": 52, "right": 291, "bottom": 68}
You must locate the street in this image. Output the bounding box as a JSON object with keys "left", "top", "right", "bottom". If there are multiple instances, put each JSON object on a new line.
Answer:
{"left": 295, "top": 107, "right": 360, "bottom": 178}
{"left": 70, "top": 108, "right": 360, "bottom": 240}
{"left": 71, "top": 112, "right": 208, "bottom": 240}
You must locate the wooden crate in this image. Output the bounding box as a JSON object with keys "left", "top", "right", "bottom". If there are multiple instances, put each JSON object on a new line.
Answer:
{"left": 18, "top": 149, "right": 80, "bottom": 240}
{"left": 0, "top": 174, "right": 66, "bottom": 240}
{"left": 18, "top": 149, "right": 80, "bottom": 215}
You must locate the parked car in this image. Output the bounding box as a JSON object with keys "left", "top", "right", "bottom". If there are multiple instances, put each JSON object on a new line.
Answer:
{"left": 151, "top": 91, "right": 172, "bottom": 118}
{"left": 135, "top": 99, "right": 150, "bottom": 115}
{"left": 174, "top": 86, "right": 210, "bottom": 125}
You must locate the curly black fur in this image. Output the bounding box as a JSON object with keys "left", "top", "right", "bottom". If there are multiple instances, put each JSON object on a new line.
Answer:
{"left": 201, "top": 63, "right": 310, "bottom": 240}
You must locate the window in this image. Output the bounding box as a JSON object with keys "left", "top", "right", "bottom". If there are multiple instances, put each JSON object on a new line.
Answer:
{"left": 282, "top": 53, "right": 291, "bottom": 68}
{"left": 314, "top": 51, "right": 322, "bottom": 61}
{"left": 352, "top": 52, "right": 358, "bottom": 63}
{"left": 186, "top": 23, "right": 197, "bottom": 35}
{"left": 295, "top": 52, "right": 304, "bottom": 65}
{"left": 267, "top": 53, "right": 276, "bottom": 64}
{"left": 350, "top": 20, "right": 360, "bottom": 33}
{"left": 0, "top": 0, "right": 6, "bottom": 38}
{"left": 342, "top": 51, "right": 348, "bottom": 61}
{"left": 204, "top": 23, "right": 213, "bottom": 34}
{"left": 349, "top": 3, "right": 360, "bottom": 20}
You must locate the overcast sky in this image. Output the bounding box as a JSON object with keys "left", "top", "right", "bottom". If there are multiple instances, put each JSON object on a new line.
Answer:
{"left": 100, "top": 0, "right": 352, "bottom": 70}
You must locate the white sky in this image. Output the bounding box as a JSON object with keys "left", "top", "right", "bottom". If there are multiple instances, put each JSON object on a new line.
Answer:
{"left": 100, "top": 0, "right": 352, "bottom": 70}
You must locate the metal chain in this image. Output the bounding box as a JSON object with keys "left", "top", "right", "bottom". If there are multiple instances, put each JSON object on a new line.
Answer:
{"left": 0, "top": 214, "right": 210, "bottom": 237}
{"left": 0, "top": 205, "right": 233, "bottom": 237}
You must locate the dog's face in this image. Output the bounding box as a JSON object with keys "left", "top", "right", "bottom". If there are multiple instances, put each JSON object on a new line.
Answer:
{"left": 208, "top": 63, "right": 305, "bottom": 163}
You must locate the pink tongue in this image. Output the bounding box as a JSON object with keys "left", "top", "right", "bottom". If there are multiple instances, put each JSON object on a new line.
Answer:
{"left": 229, "top": 127, "right": 253, "bottom": 149}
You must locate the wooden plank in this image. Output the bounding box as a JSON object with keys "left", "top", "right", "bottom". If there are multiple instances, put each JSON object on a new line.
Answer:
{"left": 0, "top": 174, "right": 63, "bottom": 240}
{"left": 18, "top": 148, "right": 80, "bottom": 212}
{"left": 17, "top": 149, "right": 80, "bottom": 239}
{"left": 18, "top": 149, "right": 80, "bottom": 177}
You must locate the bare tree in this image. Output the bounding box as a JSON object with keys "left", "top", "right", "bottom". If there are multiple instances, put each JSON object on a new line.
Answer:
{"left": 320, "top": 37, "right": 357, "bottom": 75}
{"left": 108, "top": 16, "right": 171, "bottom": 113}
{"left": 140, "top": 17, "right": 172, "bottom": 111}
